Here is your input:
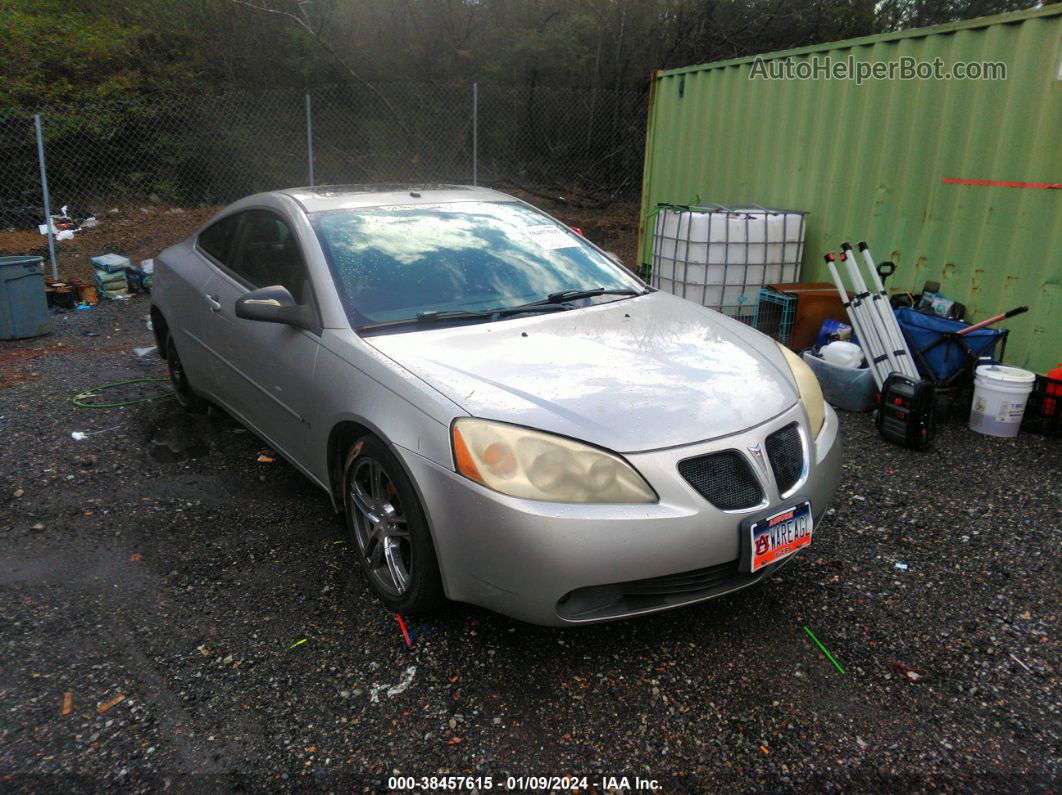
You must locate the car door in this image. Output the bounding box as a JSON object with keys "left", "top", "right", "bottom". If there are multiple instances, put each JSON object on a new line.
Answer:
{"left": 169, "top": 211, "right": 242, "bottom": 398}
{"left": 199, "top": 208, "right": 324, "bottom": 470}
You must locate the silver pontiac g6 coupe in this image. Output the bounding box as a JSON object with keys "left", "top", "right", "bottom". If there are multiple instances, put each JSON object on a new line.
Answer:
{"left": 150, "top": 185, "right": 841, "bottom": 625}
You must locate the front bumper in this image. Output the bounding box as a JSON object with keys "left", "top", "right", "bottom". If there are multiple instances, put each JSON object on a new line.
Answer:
{"left": 398, "top": 402, "right": 842, "bottom": 626}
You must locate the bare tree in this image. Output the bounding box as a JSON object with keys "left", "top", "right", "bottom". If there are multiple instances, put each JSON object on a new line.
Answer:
{"left": 229, "top": 0, "right": 420, "bottom": 150}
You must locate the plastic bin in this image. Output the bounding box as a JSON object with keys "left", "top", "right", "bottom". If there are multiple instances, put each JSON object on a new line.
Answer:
{"left": 803, "top": 350, "right": 877, "bottom": 412}
{"left": 1019, "top": 374, "right": 1062, "bottom": 437}
{"left": 0, "top": 256, "right": 49, "bottom": 340}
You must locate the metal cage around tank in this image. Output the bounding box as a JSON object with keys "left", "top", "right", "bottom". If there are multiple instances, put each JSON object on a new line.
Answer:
{"left": 647, "top": 203, "right": 807, "bottom": 322}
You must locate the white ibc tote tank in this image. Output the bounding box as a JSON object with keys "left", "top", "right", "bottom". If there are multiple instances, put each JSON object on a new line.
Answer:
{"left": 650, "top": 204, "right": 807, "bottom": 314}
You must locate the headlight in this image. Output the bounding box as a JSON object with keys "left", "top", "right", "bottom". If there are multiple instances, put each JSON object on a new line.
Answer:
{"left": 451, "top": 418, "right": 656, "bottom": 503}
{"left": 777, "top": 343, "right": 825, "bottom": 437}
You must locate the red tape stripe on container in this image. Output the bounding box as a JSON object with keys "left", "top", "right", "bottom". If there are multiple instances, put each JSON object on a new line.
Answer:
{"left": 942, "top": 177, "right": 1062, "bottom": 190}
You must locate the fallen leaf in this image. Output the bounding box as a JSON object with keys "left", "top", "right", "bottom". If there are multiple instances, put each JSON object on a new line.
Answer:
{"left": 257, "top": 455, "right": 274, "bottom": 463}
{"left": 305, "top": 746, "right": 316, "bottom": 753}
{"left": 62, "top": 692, "right": 73, "bottom": 716}
{"left": 447, "top": 736, "right": 462, "bottom": 745}
{"left": 97, "top": 693, "right": 125, "bottom": 714}
{"left": 129, "top": 553, "right": 142, "bottom": 561}
{"left": 890, "top": 660, "right": 925, "bottom": 681}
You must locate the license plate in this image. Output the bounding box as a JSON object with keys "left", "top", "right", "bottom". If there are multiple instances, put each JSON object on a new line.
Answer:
{"left": 749, "top": 500, "right": 813, "bottom": 573}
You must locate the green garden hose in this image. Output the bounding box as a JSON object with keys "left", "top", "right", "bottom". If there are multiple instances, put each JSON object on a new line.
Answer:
{"left": 73, "top": 377, "right": 174, "bottom": 408}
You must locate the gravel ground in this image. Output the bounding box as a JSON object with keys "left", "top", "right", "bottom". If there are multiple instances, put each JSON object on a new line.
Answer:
{"left": 1, "top": 297, "right": 1058, "bottom": 792}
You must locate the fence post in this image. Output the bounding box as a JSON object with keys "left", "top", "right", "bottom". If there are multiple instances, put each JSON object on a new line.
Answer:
{"left": 305, "top": 92, "right": 314, "bottom": 187}
{"left": 472, "top": 82, "right": 478, "bottom": 187}
{"left": 33, "top": 114, "right": 58, "bottom": 280}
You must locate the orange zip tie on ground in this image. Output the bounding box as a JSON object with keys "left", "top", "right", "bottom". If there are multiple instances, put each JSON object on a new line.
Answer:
{"left": 395, "top": 614, "right": 412, "bottom": 648}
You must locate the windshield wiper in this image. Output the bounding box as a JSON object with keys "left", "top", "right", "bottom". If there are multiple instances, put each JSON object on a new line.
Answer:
{"left": 507, "top": 286, "right": 645, "bottom": 311}
{"left": 546, "top": 287, "right": 643, "bottom": 303}
{"left": 356, "top": 303, "right": 571, "bottom": 333}
{"left": 355, "top": 288, "right": 648, "bottom": 333}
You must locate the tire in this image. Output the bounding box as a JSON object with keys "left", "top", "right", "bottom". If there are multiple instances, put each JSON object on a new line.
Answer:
{"left": 166, "top": 334, "right": 207, "bottom": 413}
{"left": 343, "top": 436, "right": 444, "bottom": 614}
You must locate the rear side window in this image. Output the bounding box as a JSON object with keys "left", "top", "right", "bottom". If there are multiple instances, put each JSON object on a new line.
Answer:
{"left": 197, "top": 213, "right": 242, "bottom": 265}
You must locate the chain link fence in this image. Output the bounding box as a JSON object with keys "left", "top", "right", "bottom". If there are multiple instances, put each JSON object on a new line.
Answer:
{"left": 0, "top": 82, "right": 647, "bottom": 228}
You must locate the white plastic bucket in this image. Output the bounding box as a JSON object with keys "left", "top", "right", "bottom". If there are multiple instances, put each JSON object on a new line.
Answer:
{"left": 969, "top": 364, "right": 1035, "bottom": 437}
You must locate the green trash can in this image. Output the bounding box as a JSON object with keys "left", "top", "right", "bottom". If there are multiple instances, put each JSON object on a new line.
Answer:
{"left": 0, "top": 256, "right": 49, "bottom": 340}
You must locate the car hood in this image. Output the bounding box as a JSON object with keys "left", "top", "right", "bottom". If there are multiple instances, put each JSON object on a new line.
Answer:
{"left": 365, "top": 291, "right": 799, "bottom": 452}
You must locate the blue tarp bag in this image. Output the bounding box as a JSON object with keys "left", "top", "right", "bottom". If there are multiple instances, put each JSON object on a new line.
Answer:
{"left": 894, "top": 307, "right": 1005, "bottom": 383}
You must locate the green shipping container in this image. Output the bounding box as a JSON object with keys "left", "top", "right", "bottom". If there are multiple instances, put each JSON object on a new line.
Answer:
{"left": 638, "top": 6, "right": 1062, "bottom": 375}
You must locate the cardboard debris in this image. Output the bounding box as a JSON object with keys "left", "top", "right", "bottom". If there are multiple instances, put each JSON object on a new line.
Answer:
{"left": 97, "top": 693, "right": 125, "bottom": 714}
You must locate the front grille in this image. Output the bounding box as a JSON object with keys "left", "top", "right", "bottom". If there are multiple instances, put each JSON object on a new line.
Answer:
{"left": 766, "top": 422, "right": 803, "bottom": 494}
{"left": 678, "top": 451, "right": 763, "bottom": 510}
{"left": 617, "top": 560, "right": 742, "bottom": 597}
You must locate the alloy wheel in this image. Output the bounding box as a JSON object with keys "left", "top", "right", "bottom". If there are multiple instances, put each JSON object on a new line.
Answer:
{"left": 348, "top": 456, "right": 411, "bottom": 598}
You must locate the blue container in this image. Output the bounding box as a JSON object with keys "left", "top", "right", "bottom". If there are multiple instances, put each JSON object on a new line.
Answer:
{"left": 0, "top": 256, "right": 49, "bottom": 340}
{"left": 803, "top": 350, "right": 877, "bottom": 412}
{"left": 895, "top": 307, "right": 1004, "bottom": 383}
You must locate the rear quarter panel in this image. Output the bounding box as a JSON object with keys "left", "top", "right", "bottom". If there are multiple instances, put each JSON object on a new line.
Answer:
{"left": 151, "top": 239, "right": 217, "bottom": 389}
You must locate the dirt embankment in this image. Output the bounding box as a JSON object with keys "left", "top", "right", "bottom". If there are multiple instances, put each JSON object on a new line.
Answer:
{"left": 0, "top": 194, "right": 642, "bottom": 284}
{"left": 0, "top": 205, "right": 219, "bottom": 284}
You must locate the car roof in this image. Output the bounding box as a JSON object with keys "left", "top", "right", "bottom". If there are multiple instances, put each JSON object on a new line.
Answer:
{"left": 278, "top": 184, "right": 515, "bottom": 213}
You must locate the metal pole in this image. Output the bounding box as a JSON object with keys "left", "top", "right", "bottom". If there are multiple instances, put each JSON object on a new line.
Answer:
{"left": 840, "top": 247, "right": 900, "bottom": 377}
{"left": 472, "top": 82, "right": 478, "bottom": 186}
{"left": 34, "top": 114, "right": 58, "bottom": 280}
{"left": 305, "top": 92, "right": 314, "bottom": 187}
{"left": 825, "top": 254, "right": 885, "bottom": 389}
{"left": 858, "top": 242, "right": 918, "bottom": 378}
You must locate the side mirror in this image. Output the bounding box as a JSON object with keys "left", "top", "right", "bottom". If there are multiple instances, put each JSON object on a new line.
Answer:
{"left": 235, "top": 285, "right": 319, "bottom": 333}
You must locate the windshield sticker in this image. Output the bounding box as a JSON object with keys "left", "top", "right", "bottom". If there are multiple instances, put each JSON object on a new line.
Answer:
{"left": 519, "top": 225, "right": 578, "bottom": 250}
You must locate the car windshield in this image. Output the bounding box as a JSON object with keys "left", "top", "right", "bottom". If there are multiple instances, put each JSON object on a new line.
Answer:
{"left": 310, "top": 201, "right": 643, "bottom": 328}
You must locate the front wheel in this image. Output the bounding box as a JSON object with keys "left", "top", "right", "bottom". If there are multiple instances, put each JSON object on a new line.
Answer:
{"left": 343, "top": 436, "right": 444, "bottom": 614}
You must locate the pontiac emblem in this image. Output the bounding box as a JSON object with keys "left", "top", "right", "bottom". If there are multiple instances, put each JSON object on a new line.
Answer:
{"left": 747, "top": 442, "right": 768, "bottom": 474}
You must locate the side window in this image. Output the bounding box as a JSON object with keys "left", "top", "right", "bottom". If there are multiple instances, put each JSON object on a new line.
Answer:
{"left": 228, "top": 210, "right": 311, "bottom": 303}
{"left": 197, "top": 213, "right": 242, "bottom": 265}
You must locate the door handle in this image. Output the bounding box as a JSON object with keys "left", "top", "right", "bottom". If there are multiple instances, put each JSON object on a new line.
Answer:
{"left": 205, "top": 294, "right": 221, "bottom": 312}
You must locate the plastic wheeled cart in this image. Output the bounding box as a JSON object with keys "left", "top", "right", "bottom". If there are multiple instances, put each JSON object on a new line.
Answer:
{"left": 894, "top": 307, "right": 1009, "bottom": 387}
